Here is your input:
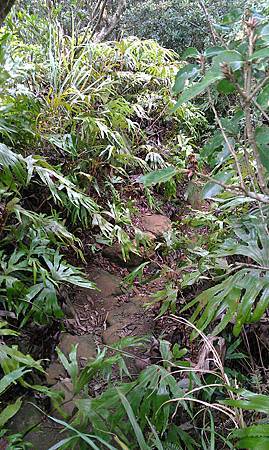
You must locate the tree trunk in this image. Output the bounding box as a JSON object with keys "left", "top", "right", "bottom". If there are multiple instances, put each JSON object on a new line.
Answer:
{"left": 0, "top": 0, "right": 15, "bottom": 26}
{"left": 95, "top": 0, "right": 127, "bottom": 42}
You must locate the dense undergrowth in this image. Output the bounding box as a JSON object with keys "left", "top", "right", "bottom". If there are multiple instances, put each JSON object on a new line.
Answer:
{"left": 2, "top": 2, "right": 269, "bottom": 450}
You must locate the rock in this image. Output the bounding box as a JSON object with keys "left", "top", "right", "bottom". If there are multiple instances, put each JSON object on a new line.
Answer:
{"left": 46, "top": 361, "right": 66, "bottom": 385}
{"left": 58, "top": 333, "right": 96, "bottom": 366}
{"left": 102, "top": 323, "right": 129, "bottom": 345}
{"left": 52, "top": 379, "right": 77, "bottom": 417}
{"left": 26, "top": 420, "right": 68, "bottom": 450}
{"left": 62, "top": 301, "right": 76, "bottom": 319}
{"left": 130, "top": 294, "right": 151, "bottom": 305}
{"left": 106, "top": 301, "right": 142, "bottom": 326}
{"left": 8, "top": 400, "right": 43, "bottom": 434}
{"left": 102, "top": 295, "right": 120, "bottom": 310}
{"left": 140, "top": 214, "right": 172, "bottom": 237}
{"left": 103, "top": 243, "right": 143, "bottom": 267}
{"left": 73, "top": 268, "right": 123, "bottom": 307}
{"left": 90, "top": 268, "right": 123, "bottom": 298}
{"left": 8, "top": 400, "right": 67, "bottom": 450}
{"left": 103, "top": 303, "right": 153, "bottom": 345}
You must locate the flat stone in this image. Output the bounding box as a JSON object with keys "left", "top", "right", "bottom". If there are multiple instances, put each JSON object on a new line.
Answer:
{"left": 58, "top": 333, "right": 96, "bottom": 366}
{"left": 102, "top": 322, "right": 130, "bottom": 345}
{"left": 140, "top": 214, "right": 172, "bottom": 237}
{"left": 8, "top": 400, "right": 67, "bottom": 450}
{"left": 91, "top": 268, "right": 123, "bottom": 297}
{"left": 26, "top": 420, "right": 68, "bottom": 450}
{"left": 103, "top": 243, "right": 143, "bottom": 267}
{"left": 102, "top": 295, "right": 120, "bottom": 310}
{"left": 103, "top": 315, "right": 153, "bottom": 346}
{"left": 130, "top": 294, "right": 151, "bottom": 305}
{"left": 52, "top": 379, "right": 77, "bottom": 417}
{"left": 46, "top": 361, "right": 66, "bottom": 385}
{"left": 8, "top": 400, "right": 42, "bottom": 434}
{"left": 106, "top": 302, "right": 142, "bottom": 326}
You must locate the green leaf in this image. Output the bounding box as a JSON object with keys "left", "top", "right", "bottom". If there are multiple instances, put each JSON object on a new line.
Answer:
{"left": 174, "top": 68, "right": 224, "bottom": 108}
{"left": 0, "top": 398, "right": 22, "bottom": 427}
{"left": 200, "top": 132, "right": 224, "bottom": 160}
{"left": 217, "top": 79, "right": 235, "bottom": 94}
{"left": 260, "top": 24, "right": 269, "bottom": 36}
{"left": 123, "top": 262, "right": 150, "bottom": 286}
{"left": 48, "top": 415, "right": 118, "bottom": 449}
{"left": 56, "top": 345, "right": 79, "bottom": 388}
{"left": 173, "top": 64, "right": 199, "bottom": 93}
{"left": 234, "top": 437, "right": 269, "bottom": 449}
{"left": 182, "top": 48, "right": 200, "bottom": 59}
{"left": 223, "top": 390, "right": 269, "bottom": 414}
{"left": 212, "top": 50, "right": 243, "bottom": 71}
{"left": 256, "top": 127, "right": 269, "bottom": 171}
{"left": 181, "top": 220, "right": 269, "bottom": 337}
{"left": 249, "top": 47, "right": 269, "bottom": 60}
{"left": 233, "top": 424, "right": 269, "bottom": 438}
{"left": 0, "top": 321, "right": 18, "bottom": 336}
{"left": 48, "top": 437, "right": 77, "bottom": 450}
{"left": 138, "top": 166, "right": 177, "bottom": 187}
{"left": 257, "top": 83, "right": 269, "bottom": 109}
{"left": 232, "top": 424, "right": 269, "bottom": 450}
{"left": 0, "top": 368, "right": 31, "bottom": 395}
{"left": 118, "top": 390, "right": 150, "bottom": 450}
{"left": 221, "top": 9, "right": 242, "bottom": 25}
{"left": 204, "top": 46, "right": 226, "bottom": 57}
{"left": 256, "top": 126, "right": 269, "bottom": 146}
{"left": 202, "top": 171, "right": 232, "bottom": 199}
{"left": 258, "top": 144, "right": 269, "bottom": 172}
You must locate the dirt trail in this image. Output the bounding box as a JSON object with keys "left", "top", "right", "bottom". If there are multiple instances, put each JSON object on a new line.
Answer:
{"left": 9, "top": 214, "right": 173, "bottom": 448}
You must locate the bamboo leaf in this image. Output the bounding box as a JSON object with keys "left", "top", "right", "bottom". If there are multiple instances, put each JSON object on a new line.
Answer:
{"left": 118, "top": 390, "right": 150, "bottom": 450}
{"left": 0, "top": 368, "right": 31, "bottom": 395}
{"left": 0, "top": 397, "right": 22, "bottom": 427}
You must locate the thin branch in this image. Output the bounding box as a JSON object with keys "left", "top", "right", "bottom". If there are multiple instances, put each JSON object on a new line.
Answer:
{"left": 198, "top": 0, "right": 217, "bottom": 44}
{"left": 73, "top": 1, "right": 108, "bottom": 59}
{"left": 91, "top": 0, "right": 104, "bottom": 21}
{"left": 249, "top": 74, "right": 269, "bottom": 101}
{"left": 90, "top": 0, "right": 108, "bottom": 40}
{"left": 207, "top": 90, "right": 246, "bottom": 191}
{"left": 179, "top": 168, "right": 269, "bottom": 204}
{"left": 0, "top": 0, "right": 16, "bottom": 26}
{"left": 252, "top": 98, "right": 269, "bottom": 122}
{"left": 244, "top": 20, "right": 269, "bottom": 195}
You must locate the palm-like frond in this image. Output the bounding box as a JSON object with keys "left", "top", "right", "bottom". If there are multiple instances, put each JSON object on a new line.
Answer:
{"left": 0, "top": 145, "right": 100, "bottom": 226}
{"left": 183, "top": 220, "right": 269, "bottom": 337}
{"left": 42, "top": 251, "right": 94, "bottom": 289}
